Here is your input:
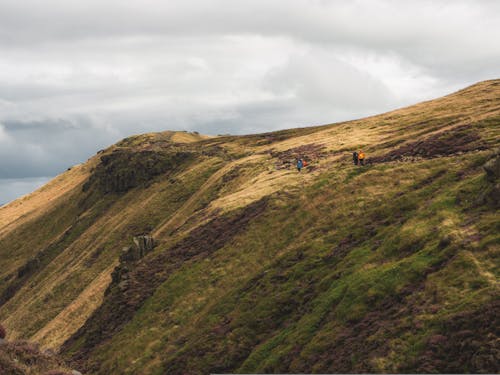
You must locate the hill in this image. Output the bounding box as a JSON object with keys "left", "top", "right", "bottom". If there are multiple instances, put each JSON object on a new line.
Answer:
{"left": 0, "top": 80, "right": 499, "bottom": 374}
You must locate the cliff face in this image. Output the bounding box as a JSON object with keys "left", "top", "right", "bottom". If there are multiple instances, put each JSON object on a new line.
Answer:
{"left": 0, "top": 80, "right": 499, "bottom": 374}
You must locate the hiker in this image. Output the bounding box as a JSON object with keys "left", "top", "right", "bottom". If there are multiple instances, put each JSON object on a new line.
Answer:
{"left": 297, "top": 158, "right": 303, "bottom": 172}
{"left": 358, "top": 150, "right": 366, "bottom": 166}
{"left": 353, "top": 151, "right": 359, "bottom": 165}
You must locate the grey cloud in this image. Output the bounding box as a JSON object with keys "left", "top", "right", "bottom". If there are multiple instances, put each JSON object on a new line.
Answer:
{"left": 1, "top": 1, "right": 498, "bottom": 65}
{"left": 0, "top": 177, "right": 51, "bottom": 206}
{"left": 0, "top": 118, "right": 120, "bottom": 178}
{"left": 2, "top": 119, "right": 79, "bottom": 133}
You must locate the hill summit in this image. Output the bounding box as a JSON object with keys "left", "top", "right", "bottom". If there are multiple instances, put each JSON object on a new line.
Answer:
{"left": 0, "top": 80, "right": 499, "bottom": 374}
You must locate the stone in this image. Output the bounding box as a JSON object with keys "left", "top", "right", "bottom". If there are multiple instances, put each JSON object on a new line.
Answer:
{"left": 119, "top": 246, "right": 136, "bottom": 262}
{"left": 133, "top": 235, "right": 155, "bottom": 258}
{"left": 112, "top": 235, "right": 156, "bottom": 286}
{"left": 483, "top": 155, "right": 500, "bottom": 182}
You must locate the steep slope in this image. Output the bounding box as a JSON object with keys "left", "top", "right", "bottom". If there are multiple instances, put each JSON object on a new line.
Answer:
{"left": 0, "top": 80, "right": 499, "bottom": 374}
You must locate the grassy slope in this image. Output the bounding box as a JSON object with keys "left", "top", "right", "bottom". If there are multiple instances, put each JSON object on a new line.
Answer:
{"left": 0, "top": 80, "right": 499, "bottom": 374}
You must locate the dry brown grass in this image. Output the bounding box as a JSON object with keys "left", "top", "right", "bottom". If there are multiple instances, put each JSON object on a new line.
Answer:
{"left": 153, "top": 155, "right": 261, "bottom": 238}
{"left": 170, "top": 131, "right": 212, "bottom": 143}
{"left": 0, "top": 162, "right": 92, "bottom": 239}
{"left": 31, "top": 262, "right": 117, "bottom": 350}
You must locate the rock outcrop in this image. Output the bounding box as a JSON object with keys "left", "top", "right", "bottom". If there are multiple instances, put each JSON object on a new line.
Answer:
{"left": 112, "top": 235, "right": 155, "bottom": 287}
{"left": 83, "top": 149, "right": 193, "bottom": 194}
{"left": 483, "top": 149, "right": 500, "bottom": 182}
{"left": 119, "top": 235, "right": 155, "bottom": 262}
{"left": 480, "top": 149, "right": 500, "bottom": 207}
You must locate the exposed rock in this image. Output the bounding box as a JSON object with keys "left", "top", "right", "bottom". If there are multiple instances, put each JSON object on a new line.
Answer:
{"left": 82, "top": 149, "right": 194, "bottom": 194}
{"left": 133, "top": 235, "right": 155, "bottom": 257}
{"left": 119, "top": 247, "right": 135, "bottom": 263}
{"left": 477, "top": 150, "right": 500, "bottom": 208}
{"left": 119, "top": 235, "right": 155, "bottom": 263}
{"left": 112, "top": 235, "right": 156, "bottom": 284}
{"left": 483, "top": 150, "right": 500, "bottom": 182}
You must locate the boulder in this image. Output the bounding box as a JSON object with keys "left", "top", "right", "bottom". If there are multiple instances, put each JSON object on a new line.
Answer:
{"left": 119, "top": 246, "right": 137, "bottom": 262}
{"left": 133, "top": 235, "right": 155, "bottom": 258}
{"left": 112, "top": 235, "right": 156, "bottom": 286}
{"left": 483, "top": 153, "right": 500, "bottom": 182}
{"left": 119, "top": 236, "right": 154, "bottom": 262}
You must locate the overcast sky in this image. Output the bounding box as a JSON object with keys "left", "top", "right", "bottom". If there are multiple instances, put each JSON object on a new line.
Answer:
{"left": 1, "top": 0, "right": 499, "bottom": 204}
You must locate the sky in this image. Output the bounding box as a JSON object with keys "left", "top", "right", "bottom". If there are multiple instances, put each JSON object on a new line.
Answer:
{"left": 1, "top": 0, "right": 499, "bottom": 205}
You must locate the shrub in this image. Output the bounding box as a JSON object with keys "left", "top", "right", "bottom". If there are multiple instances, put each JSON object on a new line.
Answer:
{"left": 0, "top": 323, "right": 6, "bottom": 339}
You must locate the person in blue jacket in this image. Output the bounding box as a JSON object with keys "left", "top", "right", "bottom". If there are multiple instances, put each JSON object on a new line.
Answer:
{"left": 297, "top": 158, "right": 303, "bottom": 172}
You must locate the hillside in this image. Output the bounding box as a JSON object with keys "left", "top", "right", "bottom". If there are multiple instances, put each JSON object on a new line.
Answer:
{"left": 0, "top": 339, "right": 74, "bottom": 375}
{"left": 0, "top": 80, "right": 499, "bottom": 374}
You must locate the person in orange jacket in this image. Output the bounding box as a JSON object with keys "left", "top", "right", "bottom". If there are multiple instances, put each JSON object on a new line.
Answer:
{"left": 358, "top": 150, "right": 366, "bottom": 166}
